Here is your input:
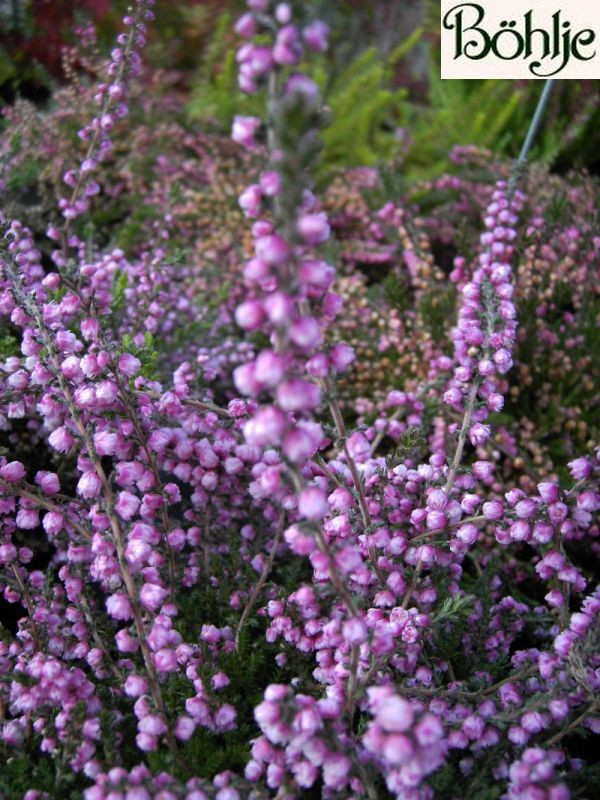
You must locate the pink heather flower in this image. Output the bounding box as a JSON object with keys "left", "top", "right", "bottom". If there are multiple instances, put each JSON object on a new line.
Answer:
{"left": 298, "top": 487, "right": 329, "bottom": 520}
{"left": 124, "top": 675, "right": 148, "bottom": 698}
{"left": 259, "top": 170, "right": 281, "bottom": 196}
{"left": 483, "top": 499, "right": 503, "bottom": 520}
{"left": 135, "top": 733, "right": 157, "bottom": 752}
{"left": 234, "top": 13, "right": 257, "bottom": 38}
{"left": 567, "top": 457, "right": 591, "bottom": 481}
{"left": 329, "top": 343, "right": 355, "bottom": 373}
{"left": 174, "top": 716, "right": 196, "bottom": 741}
{"left": 93, "top": 431, "right": 118, "bottom": 456}
{"left": 139, "top": 714, "right": 167, "bottom": 737}
{"left": 456, "top": 524, "right": 479, "bottom": 545}
{"left": 139, "top": 583, "right": 168, "bottom": 611}
{"left": 77, "top": 471, "right": 103, "bottom": 499}
{"left": 244, "top": 406, "right": 286, "bottom": 447}
{"left": 16, "top": 508, "right": 39, "bottom": 529}
{"left": 545, "top": 589, "right": 564, "bottom": 608}
{"left": 299, "top": 259, "right": 335, "bottom": 289}
{"left": 578, "top": 491, "right": 600, "bottom": 512}
{"left": 297, "top": 212, "right": 330, "bottom": 245}
{"left": 118, "top": 353, "right": 142, "bottom": 377}
{"left": 282, "top": 427, "right": 318, "bottom": 463}
{"left": 115, "top": 491, "right": 140, "bottom": 520}
{"left": 239, "top": 184, "right": 263, "bottom": 217}
{"left": 414, "top": 713, "right": 444, "bottom": 746}
{"left": 377, "top": 696, "right": 414, "bottom": 732}
{"left": 235, "top": 300, "right": 265, "bottom": 331}
{"left": 426, "top": 510, "right": 446, "bottom": 531}
{"left": 469, "top": 423, "right": 491, "bottom": 446}
{"left": 36, "top": 470, "right": 62, "bottom": 496}
{"left": 322, "top": 753, "right": 351, "bottom": 790}
{"left": 211, "top": 672, "right": 230, "bottom": 690}
{"left": 255, "top": 234, "right": 290, "bottom": 266}
{"left": 263, "top": 292, "right": 294, "bottom": 325}
{"left": 285, "top": 74, "right": 320, "bottom": 106}
{"left": 43, "top": 511, "right": 64, "bottom": 535}
{"left": 2, "top": 721, "right": 24, "bottom": 746}
{"left": 382, "top": 733, "right": 415, "bottom": 766}
{"left": 289, "top": 316, "right": 323, "bottom": 350}
{"left": 0, "top": 543, "right": 17, "bottom": 563}
{"left": 96, "top": 380, "right": 118, "bottom": 405}
{"left": 254, "top": 350, "right": 285, "bottom": 387}
{"left": 106, "top": 592, "right": 133, "bottom": 620}
{"left": 538, "top": 482, "right": 559, "bottom": 504}
{"left": 532, "top": 522, "right": 554, "bottom": 544}
{"left": 214, "top": 704, "right": 237, "bottom": 731}
{"left": 515, "top": 499, "right": 537, "bottom": 519}
{"left": 275, "top": 4, "right": 292, "bottom": 24}
{"left": 232, "top": 115, "right": 261, "bottom": 149}
{"left": 472, "top": 460, "right": 494, "bottom": 481}
{"left": 60, "top": 355, "right": 82, "bottom": 379}
{"left": 303, "top": 20, "right": 329, "bottom": 52}
{"left": 276, "top": 380, "right": 321, "bottom": 412}
{"left": 201, "top": 624, "right": 221, "bottom": 643}
{"left": 328, "top": 487, "right": 354, "bottom": 512}
{"left": 154, "top": 648, "right": 178, "bottom": 672}
{"left": 0, "top": 461, "right": 26, "bottom": 482}
{"left": 233, "top": 363, "right": 261, "bottom": 396}
{"left": 284, "top": 525, "right": 316, "bottom": 555}
{"left": 48, "top": 426, "right": 74, "bottom": 453}
{"left": 342, "top": 617, "right": 368, "bottom": 645}
{"left": 81, "top": 318, "right": 99, "bottom": 340}
{"left": 509, "top": 520, "right": 531, "bottom": 542}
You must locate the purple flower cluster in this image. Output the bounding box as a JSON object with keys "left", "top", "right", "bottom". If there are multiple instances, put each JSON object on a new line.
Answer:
{"left": 56, "top": 0, "right": 155, "bottom": 232}
{"left": 444, "top": 183, "right": 524, "bottom": 448}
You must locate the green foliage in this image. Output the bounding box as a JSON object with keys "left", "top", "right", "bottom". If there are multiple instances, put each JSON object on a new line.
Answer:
{"left": 188, "top": 27, "right": 422, "bottom": 179}
{"left": 390, "top": 426, "right": 427, "bottom": 466}
{"left": 119, "top": 332, "right": 158, "bottom": 379}
{"left": 419, "top": 284, "right": 457, "bottom": 343}
{"left": 187, "top": 13, "right": 261, "bottom": 127}
{"left": 418, "top": 0, "right": 600, "bottom": 175}
{"left": 111, "top": 269, "right": 128, "bottom": 312}
{"left": 382, "top": 272, "right": 411, "bottom": 314}
{"left": 0, "top": 331, "right": 20, "bottom": 359}
{"left": 0, "top": 745, "right": 86, "bottom": 800}
{"left": 314, "top": 32, "right": 422, "bottom": 179}
{"left": 430, "top": 592, "right": 476, "bottom": 628}
{"left": 400, "top": 55, "right": 524, "bottom": 180}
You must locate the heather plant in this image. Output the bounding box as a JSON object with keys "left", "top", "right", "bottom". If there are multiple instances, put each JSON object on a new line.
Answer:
{"left": 0, "top": 3, "right": 599, "bottom": 800}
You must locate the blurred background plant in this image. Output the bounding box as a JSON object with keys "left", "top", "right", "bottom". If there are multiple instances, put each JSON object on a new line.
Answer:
{"left": 3, "top": 1, "right": 598, "bottom": 180}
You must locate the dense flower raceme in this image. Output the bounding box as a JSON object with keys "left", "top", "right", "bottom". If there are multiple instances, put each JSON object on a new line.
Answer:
{"left": 0, "top": 1, "right": 598, "bottom": 799}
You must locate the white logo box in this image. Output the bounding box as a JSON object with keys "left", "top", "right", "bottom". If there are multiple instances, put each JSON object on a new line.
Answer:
{"left": 441, "top": 1, "right": 600, "bottom": 79}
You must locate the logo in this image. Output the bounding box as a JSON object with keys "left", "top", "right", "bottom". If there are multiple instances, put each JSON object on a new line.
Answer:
{"left": 441, "top": 1, "right": 600, "bottom": 79}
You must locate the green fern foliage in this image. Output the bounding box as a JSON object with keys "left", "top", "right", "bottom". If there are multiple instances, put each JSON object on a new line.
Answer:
{"left": 187, "top": 24, "right": 422, "bottom": 178}
{"left": 187, "top": 13, "right": 262, "bottom": 127}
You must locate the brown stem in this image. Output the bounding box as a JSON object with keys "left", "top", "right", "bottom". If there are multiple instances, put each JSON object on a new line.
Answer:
{"left": 544, "top": 703, "right": 597, "bottom": 747}
{"left": 2, "top": 480, "right": 91, "bottom": 541}
{"left": 79, "top": 593, "right": 124, "bottom": 682}
{"left": 235, "top": 513, "right": 285, "bottom": 650}
{"left": 444, "top": 378, "right": 480, "bottom": 496}
{"left": 11, "top": 563, "right": 41, "bottom": 650}
{"left": 324, "top": 377, "right": 385, "bottom": 585}
{"left": 134, "top": 389, "right": 229, "bottom": 418}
